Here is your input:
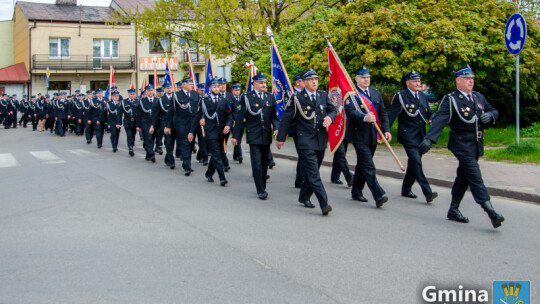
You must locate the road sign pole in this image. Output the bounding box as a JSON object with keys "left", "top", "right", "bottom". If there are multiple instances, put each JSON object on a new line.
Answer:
{"left": 516, "top": 54, "right": 520, "bottom": 145}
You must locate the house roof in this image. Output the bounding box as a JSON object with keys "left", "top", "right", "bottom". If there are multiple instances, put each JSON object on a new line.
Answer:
{"left": 0, "top": 63, "right": 30, "bottom": 83}
{"left": 111, "top": 0, "right": 154, "bottom": 14}
{"left": 17, "top": 1, "right": 115, "bottom": 23}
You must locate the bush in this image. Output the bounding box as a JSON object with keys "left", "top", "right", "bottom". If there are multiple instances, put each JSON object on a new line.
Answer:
{"left": 522, "top": 122, "right": 540, "bottom": 137}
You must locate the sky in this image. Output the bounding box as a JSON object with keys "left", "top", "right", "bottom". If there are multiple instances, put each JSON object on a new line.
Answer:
{"left": 0, "top": 0, "right": 112, "bottom": 21}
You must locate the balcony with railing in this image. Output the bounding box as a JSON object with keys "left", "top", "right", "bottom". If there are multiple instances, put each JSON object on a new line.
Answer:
{"left": 32, "top": 55, "right": 136, "bottom": 71}
{"left": 183, "top": 52, "right": 205, "bottom": 65}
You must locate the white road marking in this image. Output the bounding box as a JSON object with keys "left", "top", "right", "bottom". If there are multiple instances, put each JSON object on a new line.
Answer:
{"left": 0, "top": 153, "right": 21, "bottom": 168}
{"left": 66, "top": 149, "right": 98, "bottom": 157}
{"left": 29, "top": 151, "right": 66, "bottom": 164}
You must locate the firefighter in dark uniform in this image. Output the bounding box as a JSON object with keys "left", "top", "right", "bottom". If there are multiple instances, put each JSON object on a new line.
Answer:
{"left": 119, "top": 89, "right": 139, "bottom": 157}
{"left": 230, "top": 83, "right": 244, "bottom": 164}
{"left": 388, "top": 70, "right": 438, "bottom": 203}
{"left": 419, "top": 65, "right": 504, "bottom": 228}
{"left": 194, "top": 83, "right": 209, "bottom": 165}
{"left": 344, "top": 66, "right": 391, "bottom": 208}
{"left": 88, "top": 89, "right": 107, "bottom": 148}
{"left": 71, "top": 94, "right": 84, "bottom": 135}
{"left": 29, "top": 95, "right": 37, "bottom": 131}
{"left": 217, "top": 77, "right": 233, "bottom": 172}
{"left": 276, "top": 69, "right": 336, "bottom": 215}
{"left": 11, "top": 95, "right": 19, "bottom": 129}
{"left": 153, "top": 87, "right": 164, "bottom": 155}
{"left": 289, "top": 71, "right": 307, "bottom": 188}
{"left": 35, "top": 94, "right": 46, "bottom": 131}
{"left": 137, "top": 85, "right": 157, "bottom": 162}
{"left": 56, "top": 92, "right": 69, "bottom": 136}
{"left": 152, "top": 82, "right": 175, "bottom": 169}
{"left": 232, "top": 74, "right": 280, "bottom": 200}
{"left": 189, "top": 78, "right": 232, "bottom": 186}
{"left": 107, "top": 91, "right": 122, "bottom": 152}
{"left": 83, "top": 90, "right": 95, "bottom": 144}
{"left": 165, "top": 78, "right": 198, "bottom": 174}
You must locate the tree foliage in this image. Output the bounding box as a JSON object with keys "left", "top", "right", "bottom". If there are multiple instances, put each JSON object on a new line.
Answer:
{"left": 232, "top": 0, "right": 540, "bottom": 126}
{"left": 110, "top": 0, "right": 345, "bottom": 57}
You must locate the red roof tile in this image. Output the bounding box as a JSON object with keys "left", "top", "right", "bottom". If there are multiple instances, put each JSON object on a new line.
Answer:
{"left": 0, "top": 63, "right": 30, "bottom": 83}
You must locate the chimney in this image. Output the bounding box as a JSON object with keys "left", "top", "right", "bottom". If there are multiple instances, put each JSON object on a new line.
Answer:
{"left": 56, "top": 0, "right": 77, "bottom": 5}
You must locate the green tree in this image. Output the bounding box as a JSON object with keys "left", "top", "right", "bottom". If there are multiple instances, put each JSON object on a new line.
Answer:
{"left": 289, "top": 0, "right": 540, "bottom": 126}
{"left": 110, "top": 0, "right": 345, "bottom": 57}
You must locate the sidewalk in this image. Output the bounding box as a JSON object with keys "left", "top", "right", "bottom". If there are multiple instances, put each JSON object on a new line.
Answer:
{"left": 268, "top": 142, "right": 540, "bottom": 203}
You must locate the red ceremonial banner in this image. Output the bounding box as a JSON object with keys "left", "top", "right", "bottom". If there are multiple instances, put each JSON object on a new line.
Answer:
{"left": 327, "top": 48, "right": 355, "bottom": 153}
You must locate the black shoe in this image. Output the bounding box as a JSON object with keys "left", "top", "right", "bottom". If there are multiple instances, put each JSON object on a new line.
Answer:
{"left": 192, "top": 147, "right": 197, "bottom": 154}
{"left": 151, "top": 155, "right": 156, "bottom": 163}
{"left": 376, "top": 196, "right": 388, "bottom": 208}
{"left": 113, "top": 148, "right": 118, "bottom": 153}
{"left": 220, "top": 179, "right": 228, "bottom": 186}
{"left": 346, "top": 175, "right": 354, "bottom": 187}
{"left": 322, "top": 205, "right": 333, "bottom": 216}
{"left": 352, "top": 195, "right": 368, "bottom": 202}
{"left": 426, "top": 192, "right": 438, "bottom": 203}
{"left": 129, "top": 149, "right": 134, "bottom": 157}
{"left": 224, "top": 166, "right": 231, "bottom": 172}
{"left": 169, "top": 164, "right": 175, "bottom": 170}
{"left": 238, "top": 156, "right": 243, "bottom": 164}
{"left": 268, "top": 161, "right": 275, "bottom": 169}
{"left": 480, "top": 201, "right": 504, "bottom": 228}
{"left": 401, "top": 191, "right": 417, "bottom": 199}
{"left": 447, "top": 198, "right": 469, "bottom": 223}
{"left": 266, "top": 175, "right": 270, "bottom": 180}
{"left": 207, "top": 176, "right": 214, "bottom": 183}
{"left": 294, "top": 181, "right": 304, "bottom": 189}
{"left": 299, "top": 200, "right": 315, "bottom": 208}
{"left": 185, "top": 169, "right": 192, "bottom": 175}
{"left": 203, "top": 161, "right": 209, "bottom": 166}
{"left": 331, "top": 179, "right": 343, "bottom": 185}
{"left": 258, "top": 192, "right": 268, "bottom": 200}
{"left": 98, "top": 145, "right": 102, "bottom": 149}
{"left": 87, "top": 140, "right": 91, "bottom": 144}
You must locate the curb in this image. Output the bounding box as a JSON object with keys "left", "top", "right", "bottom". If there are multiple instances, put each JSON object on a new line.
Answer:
{"left": 273, "top": 152, "right": 540, "bottom": 204}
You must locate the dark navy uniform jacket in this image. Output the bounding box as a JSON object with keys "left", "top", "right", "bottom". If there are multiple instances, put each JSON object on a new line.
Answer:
{"left": 191, "top": 94, "right": 233, "bottom": 140}
{"left": 277, "top": 88, "right": 336, "bottom": 151}
{"left": 137, "top": 96, "right": 157, "bottom": 127}
{"left": 107, "top": 100, "right": 122, "bottom": 126}
{"left": 425, "top": 89, "right": 498, "bottom": 157}
{"left": 344, "top": 86, "right": 390, "bottom": 145}
{"left": 388, "top": 89, "right": 433, "bottom": 147}
{"left": 151, "top": 94, "right": 174, "bottom": 129}
{"left": 118, "top": 98, "right": 139, "bottom": 125}
{"left": 56, "top": 98, "right": 69, "bottom": 120}
{"left": 164, "top": 90, "right": 198, "bottom": 131}
{"left": 233, "top": 90, "right": 280, "bottom": 145}
{"left": 88, "top": 97, "right": 107, "bottom": 123}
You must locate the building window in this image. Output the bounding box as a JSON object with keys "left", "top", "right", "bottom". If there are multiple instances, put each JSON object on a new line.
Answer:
{"left": 90, "top": 81, "right": 109, "bottom": 91}
{"left": 216, "top": 65, "right": 232, "bottom": 82}
{"left": 150, "top": 34, "right": 172, "bottom": 53}
{"left": 48, "top": 81, "right": 71, "bottom": 94}
{"left": 49, "top": 38, "right": 70, "bottom": 58}
{"left": 93, "top": 39, "right": 119, "bottom": 58}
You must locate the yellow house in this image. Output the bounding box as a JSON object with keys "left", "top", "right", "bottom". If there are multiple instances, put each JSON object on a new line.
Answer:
{"left": 13, "top": 0, "right": 235, "bottom": 96}
{"left": 14, "top": 0, "right": 136, "bottom": 95}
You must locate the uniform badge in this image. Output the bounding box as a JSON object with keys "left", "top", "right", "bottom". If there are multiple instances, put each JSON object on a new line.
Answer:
{"left": 304, "top": 94, "right": 308, "bottom": 98}
{"left": 255, "top": 103, "right": 259, "bottom": 107}
{"left": 411, "top": 104, "right": 415, "bottom": 108}
{"left": 406, "top": 104, "right": 409, "bottom": 108}
{"left": 425, "top": 108, "right": 428, "bottom": 112}
{"left": 307, "top": 106, "right": 311, "bottom": 110}
{"left": 459, "top": 94, "right": 463, "bottom": 99}
{"left": 464, "top": 112, "right": 469, "bottom": 117}
{"left": 266, "top": 101, "right": 269, "bottom": 107}
{"left": 304, "top": 111, "right": 308, "bottom": 114}
{"left": 320, "top": 105, "right": 324, "bottom": 110}
{"left": 409, "top": 109, "right": 413, "bottom": 113}
{"left": 466, "top": 107, "right": 470, "bottom": 111}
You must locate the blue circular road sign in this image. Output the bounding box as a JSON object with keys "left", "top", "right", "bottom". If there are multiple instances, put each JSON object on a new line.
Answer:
{"left": 505, "top": 13, "right": 527, "bottom": 55}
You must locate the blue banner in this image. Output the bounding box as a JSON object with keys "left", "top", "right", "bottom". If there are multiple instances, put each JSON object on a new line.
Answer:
{"left": 204, "top": 58, "right": 214, "bottom": 96}
{"left": 271, "top": 46, "right": 292, "bottom": 119}
{"left": 163, "top": 61, "right": 172, "bottom": 86}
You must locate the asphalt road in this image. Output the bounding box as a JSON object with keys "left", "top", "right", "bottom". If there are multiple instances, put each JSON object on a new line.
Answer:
{"left": 0, "top": 128, "right": 539, "bottom": 304}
